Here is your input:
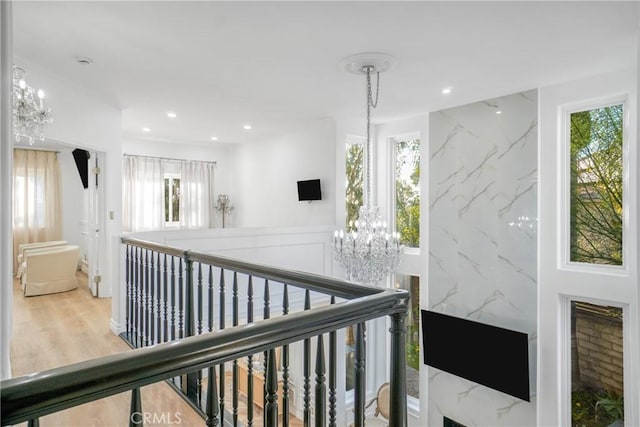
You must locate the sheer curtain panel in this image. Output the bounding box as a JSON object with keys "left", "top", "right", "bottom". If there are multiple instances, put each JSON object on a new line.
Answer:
{"left": 122, "top": 155, "right": 165, "bottom": 232}
{"left": 180, "top": 160, "right": 215, "bottom": 229}
{"left": 12, "top": 149, "right": 62, "bottom": 272}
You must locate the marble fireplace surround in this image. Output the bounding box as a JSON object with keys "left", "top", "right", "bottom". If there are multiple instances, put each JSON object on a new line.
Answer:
{"left": 428, "top": 90, "right": 538, "bottom": 426}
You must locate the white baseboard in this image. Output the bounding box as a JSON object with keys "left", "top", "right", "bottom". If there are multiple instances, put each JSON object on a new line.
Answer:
{"left": 110, "top": 318, "right": 123, "bottom": 335}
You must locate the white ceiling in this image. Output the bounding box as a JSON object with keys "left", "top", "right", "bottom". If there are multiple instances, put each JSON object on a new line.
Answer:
{"left": 12, "top": 1, "right": 639, "bottom": 145}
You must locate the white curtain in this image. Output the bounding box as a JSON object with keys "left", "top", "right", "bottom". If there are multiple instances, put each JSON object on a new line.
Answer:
{"left": 122, "top": 155, "right": 165, "bottom": 232}
{"left": 180, "top": 160, "right": 215, "bottom": 229}
{"left": 12, "top": 149, "right": 62, "bottom": 272}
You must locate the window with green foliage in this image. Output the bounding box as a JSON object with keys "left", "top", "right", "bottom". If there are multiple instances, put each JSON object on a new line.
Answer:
{"left": 395, "top": 274, "right": 420, "bottom": 400}
{"left": 345, "top": 140, "right": 364, "bottom": 228}
{"left": 569, "top": 104, "right": 623, "bottom": 265}
{"left": 394, "top": 138, "right": 420, "bottom": 248}
{"left": 571, "top": 301, "right": 624, "bottom": 427}
{"left": 344, "top": 138, "right": 363, "bottom": 392}
{"left": 164, "top": 174, "right": 181, "bottom": 225}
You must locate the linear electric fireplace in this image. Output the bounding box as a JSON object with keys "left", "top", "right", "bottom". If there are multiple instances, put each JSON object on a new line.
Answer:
{"left": 421, "top": 310, "right": 530, "bottom": 401}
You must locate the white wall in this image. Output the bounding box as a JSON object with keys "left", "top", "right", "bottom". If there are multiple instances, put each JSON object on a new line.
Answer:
{"left": 231, "top": 118, "right": 337, "bottom": 228}
{"left": 538, "top": 69, "right": 638, "bottom": 426}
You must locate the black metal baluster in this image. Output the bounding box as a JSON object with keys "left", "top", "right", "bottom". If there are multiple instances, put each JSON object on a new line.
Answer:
{"left": 206, "top": 366, "right": 220, "bottom": 427}
{"left": 177, "top": 256, "right": 185, "bottom": 397}
{"left": 353, "top": 323, "right": 366, "bottom": 427}
{"left": 303, "top": 289, "right": 311, "bottom": 427}
{"left": 135, "top": 247, "right": 142, "bottom": 347}
{"left": 197, "top": 262, "right": 203, "bottom": 335}
{"left": 247, "top": 275, "right": 254, "bottom": 427}
{"left": 219, "top": 268, "right": 226, "bottom": 419}
{"left": 27, "top": 419, "right": 39, "bottom": 427}
{"left": 162, "top": 253, "right": 169, "bottom": 343}
{"left": 178, "top": 257, "right": 184, "bottom": 340}
{"left": 155, "top": 252, "right": 162, "bottom": 345}
{"left": 282, "top": 285, "right": 290, "bottom": 427}
{"left": 170, "top": 255, "right": 176, "bottom": 342}
{"left": 328, "top": 297, "right": 337, "bottom": 427}
{"left": 389, "top": 312, "right": 408, "bottom": 427}
{"left": 263, "top": 279, "right": 271, "bottom": 427}
{"left": 232, "top": 272, "right": 239, "bottom": 426}
{"left": 183, "top": 253, "right": 197, "bottom": 400}
{"left": 196, "top": 261, "right": 204, "bottom": 405}
{"left": 265, "top": 348, "right": 278, "bottom": 427}
{"left": 149, "top": 249, "right": 156, "bottom": 345}
{"left": 125, "top": 245, "right": 131, "bottom": 341}
{"left": 208, "top": 266, "right": 214, "bottom": 333}
{"left": 129, "top": 388, "right": 142, "bottom": 427}
{"left": 143, "top": 248, "right": 150, "bottom": 346}
{"left": 315, "top": 334, "right": 326, "bottom": 427}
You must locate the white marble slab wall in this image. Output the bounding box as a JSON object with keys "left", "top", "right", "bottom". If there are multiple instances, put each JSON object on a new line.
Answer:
{"left": 428, "top": 90, "right": 538, "bottom": 426}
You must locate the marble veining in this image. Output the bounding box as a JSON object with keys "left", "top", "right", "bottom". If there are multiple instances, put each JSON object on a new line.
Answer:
{"left": 458, "top": 181, "right": 494, "bottom": 218}
{"left": 461, "top": 145, "right": 498, "bottom": 184}
{"left": 428, "top": 90, "right": 538, "bottom": 427}
{"left": 498, "top": 119, "right": 537, "bottom": 160}
{"left": 498, "top": 181, "right": 536, "bottom": 217}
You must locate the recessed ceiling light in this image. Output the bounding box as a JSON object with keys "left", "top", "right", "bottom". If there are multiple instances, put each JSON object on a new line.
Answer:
{"left": 142, "top": 127, "right": 151, "bottom": 132}
{"left": 496, "top": 110, "right": 502, "bottom": 115}
{"left": 75, "top": 56, "right": 93, "bottom": 65}
{"left": 441, "top": 87, "right": 452, "bottom": 95}
{"left": 243, "top": 124, "right": 252, "bottom": 130}
{"left": 167, "top": 112, "right": 177, "bottom": 118}
{"left": 211, "top": 136, "right": 219, "bottom": 141}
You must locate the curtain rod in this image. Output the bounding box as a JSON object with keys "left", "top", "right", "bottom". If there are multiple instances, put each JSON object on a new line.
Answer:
{"left": 123, "top": 153, "right": 217, "bottom": 166}
{"left": 14, "top": 147, "right": 60, "bottom": 154}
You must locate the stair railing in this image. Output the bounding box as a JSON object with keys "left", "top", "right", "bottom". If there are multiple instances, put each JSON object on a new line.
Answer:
{"left": 1, "top": 236, "right": 409, "bottom": 427}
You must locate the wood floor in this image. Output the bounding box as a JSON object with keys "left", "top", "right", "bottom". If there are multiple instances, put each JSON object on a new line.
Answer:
{"left": 10, "top": 273, "right": 304, "bottom": 427}
{"left": 10, "top": 273, "right": 204, "bottom": 427}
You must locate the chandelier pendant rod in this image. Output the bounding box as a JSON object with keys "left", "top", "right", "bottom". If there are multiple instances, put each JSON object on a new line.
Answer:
{"left": 363, "top": 65, "right": 379, "bottom": 209}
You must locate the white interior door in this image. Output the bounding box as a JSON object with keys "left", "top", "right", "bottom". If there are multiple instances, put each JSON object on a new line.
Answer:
{"left": 86, "top": 151, "right": 106, "bottom": 297}
{"left": 538, "top": 70, "right": 638, "bottom": 426}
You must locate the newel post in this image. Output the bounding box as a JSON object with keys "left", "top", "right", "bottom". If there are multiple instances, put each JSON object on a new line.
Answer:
{"left": 388, "top": 309, "right": 408, "bottom": 427}
{"left": 182, "top": 250, "right": 198, "bottom": 399}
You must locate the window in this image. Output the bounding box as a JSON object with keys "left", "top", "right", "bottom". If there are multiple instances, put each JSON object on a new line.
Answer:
{"left": 569, "top": 104, "right": 623, "bottom": 266}
{"left": 164, "top": 173, "right": 181, "bottom": 225}
{"left": 345, "top": 138, "right": 364, "bottom": 228}
{"left": 344, "top": 137, "right": 364, "bottom": 392}
{"left": 571, "top": 301, "right": 624, "bottom": 426}
{"left": 393, "top": 137, "right": 420, "bottom": 248}
{"left": 394, "top": 274, "right": 420, "bottom": 400}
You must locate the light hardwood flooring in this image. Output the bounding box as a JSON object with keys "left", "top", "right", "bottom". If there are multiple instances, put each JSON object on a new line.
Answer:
{"left": 10, "top": 273, "right": 304, "bottom": 427}
{"left": 10, "top": 273, "right": 204, "bottom": 427}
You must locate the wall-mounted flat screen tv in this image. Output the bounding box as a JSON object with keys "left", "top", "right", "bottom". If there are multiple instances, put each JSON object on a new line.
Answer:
{"left": 72, "top": 148, "right": 90, "bottom": 189}
{"left": 297, "top": 179, "right": 322, "bottom": 201}
{"left": 421, "top": 310, "right": 530, "bottom": 401}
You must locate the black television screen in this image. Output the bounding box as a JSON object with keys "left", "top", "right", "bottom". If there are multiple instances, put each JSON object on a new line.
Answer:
{"left": 421, "top": 310, "right": 530, "bottom": 401}
{"left": 72, "top": 148, "right": 90, "bottom": 189}
{"left": 297, "top": 179, "right": 322, "bottom": 201}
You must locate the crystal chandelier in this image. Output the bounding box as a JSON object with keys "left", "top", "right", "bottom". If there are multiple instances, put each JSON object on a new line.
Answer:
{"left": 333, "top": 54, "right": 402, "bottom": 285}
{"left": 12, "top": 66, "right": 53, "bottom": 145}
